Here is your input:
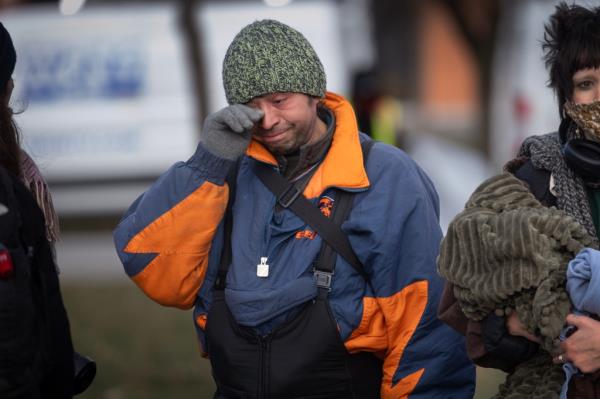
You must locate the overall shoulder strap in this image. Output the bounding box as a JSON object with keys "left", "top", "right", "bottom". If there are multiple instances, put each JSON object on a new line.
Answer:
{"left": 314, "top": 138, "right": 374, "bottom": 285}
{"left": 214, "top": 157, "right": 242, "bottom": 290}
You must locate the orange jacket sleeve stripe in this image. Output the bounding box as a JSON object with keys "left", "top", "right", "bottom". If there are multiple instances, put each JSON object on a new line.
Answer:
{"left": 345, "top": 280, "right": 428, "bottom": 398}
{"left": 125, "top": 182, "right": 228, "bottom": 309}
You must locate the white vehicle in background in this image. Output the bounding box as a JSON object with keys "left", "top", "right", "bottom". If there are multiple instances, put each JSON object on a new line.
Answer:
{"left": 489, "top": 0, "right": 562, "bottom": 169}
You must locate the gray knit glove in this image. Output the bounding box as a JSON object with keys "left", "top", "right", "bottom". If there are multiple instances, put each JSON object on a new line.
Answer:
{"left": 199, "top": 104, "right": 264, "bottom": 160}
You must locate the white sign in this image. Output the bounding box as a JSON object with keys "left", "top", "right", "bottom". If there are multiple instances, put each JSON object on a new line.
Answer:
{"left": 4, "top": 4, "right": 197, "bottom": 182}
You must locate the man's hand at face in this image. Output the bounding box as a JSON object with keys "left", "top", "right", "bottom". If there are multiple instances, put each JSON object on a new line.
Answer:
{"left": 200, "top": 104, "right": 264, "bottom": 160}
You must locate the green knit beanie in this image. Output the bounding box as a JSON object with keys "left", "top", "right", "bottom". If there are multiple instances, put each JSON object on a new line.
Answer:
{"left": 222, "top": 19, "right": 326, "bottom": 105}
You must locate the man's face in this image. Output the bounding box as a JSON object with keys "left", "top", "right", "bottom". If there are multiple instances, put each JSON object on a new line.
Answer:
{"left": 247, "top": 92, "right": 322, "bottom": 155}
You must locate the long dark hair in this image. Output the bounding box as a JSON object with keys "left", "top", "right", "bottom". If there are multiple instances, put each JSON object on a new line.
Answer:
{"left": 0, "top": 87, "right": 21, "bottom": 177}
{"left": 542, "top": 2, "right": 600, "bottom": 119}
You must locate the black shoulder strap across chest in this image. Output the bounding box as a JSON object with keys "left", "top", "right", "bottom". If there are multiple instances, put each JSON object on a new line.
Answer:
{"left": 214, "top": 139, "right": 374, "bottom": 290}
{"left": 255, "top": 139, "right": 374, "bottom": 279}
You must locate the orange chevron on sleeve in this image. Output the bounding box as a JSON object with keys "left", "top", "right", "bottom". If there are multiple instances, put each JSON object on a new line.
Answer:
{"left": 384, "top": 369, "right": 425, "bottom": 399}
{"left": 379, "top": 280, "right": 429, "bottom": 399}
{"left": 126, "top": 182, "right": 228, "bottom": 309}
{"left": 345, "top": 296, "right": 388, "bottom": 354}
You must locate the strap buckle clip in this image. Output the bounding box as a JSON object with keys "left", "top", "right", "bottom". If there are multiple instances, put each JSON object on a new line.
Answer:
{"left": 313, "top": 269, "right": 333, "bottom": 290}
{"left": 278, "top": 185, "right": 301, "bottom": 208}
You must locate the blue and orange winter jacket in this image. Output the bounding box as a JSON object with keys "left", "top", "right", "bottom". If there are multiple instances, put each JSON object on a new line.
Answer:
{"left": 114, "top": 92, "right": 475, "bottom": 398}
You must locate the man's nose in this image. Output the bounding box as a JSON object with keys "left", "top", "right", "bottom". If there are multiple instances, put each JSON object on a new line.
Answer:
{"left": 258, "top": 105, "right": 278, "bottom": 131}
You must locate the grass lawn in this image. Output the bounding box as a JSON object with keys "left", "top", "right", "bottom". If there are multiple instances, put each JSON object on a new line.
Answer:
{"left": 63, "top": 283, "right": 215, "bottom": 399}
{"left": 62, "top": 282, "right": 505, "bottom": 399}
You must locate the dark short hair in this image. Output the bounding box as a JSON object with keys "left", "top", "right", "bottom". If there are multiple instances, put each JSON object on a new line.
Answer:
{"left": 542, "top": 2, "right": 600, "bottom": 118}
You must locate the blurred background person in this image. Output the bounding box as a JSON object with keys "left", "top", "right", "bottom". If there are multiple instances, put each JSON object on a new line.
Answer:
{"left": 438, "top": 2, "right": 600, "bottom": 398}
{"left": 0, "top": 20, "right": 76, "bottom": 399}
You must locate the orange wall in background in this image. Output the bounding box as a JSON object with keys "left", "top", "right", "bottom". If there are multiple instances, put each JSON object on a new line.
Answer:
{"left": 419, "top": 1, "right": 479, "bottom": 124}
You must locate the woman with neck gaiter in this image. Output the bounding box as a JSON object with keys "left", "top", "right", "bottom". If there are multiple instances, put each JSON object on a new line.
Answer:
{"left": 437, "top": 2, "right": 600, "bottom": 398}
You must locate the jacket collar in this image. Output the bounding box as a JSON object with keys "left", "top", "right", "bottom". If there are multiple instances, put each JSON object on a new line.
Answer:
{"left": 246, "top": 92, "right": 370, "bottom": 198}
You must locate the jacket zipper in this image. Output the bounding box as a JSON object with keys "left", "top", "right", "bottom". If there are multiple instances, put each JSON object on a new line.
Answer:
{"left": 258, "top": 334, "right": 271, "bottom": 399}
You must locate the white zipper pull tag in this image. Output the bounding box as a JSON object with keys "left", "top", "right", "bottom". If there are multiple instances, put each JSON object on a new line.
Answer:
{"left": 256, "top": 257, "right": 269, "bottom": 278}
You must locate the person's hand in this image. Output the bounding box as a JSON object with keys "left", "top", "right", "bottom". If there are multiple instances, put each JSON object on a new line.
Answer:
{"left": 556, "top": 314, "right": 600, "bottom": 373}
{"left": 199, "top": 104, "right": 264, "bottom": 160}
{"left": 506, "top": 312, "right": 541, "bottom": 343}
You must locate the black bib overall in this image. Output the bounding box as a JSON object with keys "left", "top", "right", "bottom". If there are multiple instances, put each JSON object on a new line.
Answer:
{"left": 206, "top": 149, "right": 381, "bottom": 399}
{"left": 206, "top": 288, "right": 381, "bottom": 399}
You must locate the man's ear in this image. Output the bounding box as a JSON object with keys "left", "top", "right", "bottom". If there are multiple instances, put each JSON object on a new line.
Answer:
{"left": 309, "top": 95, "right": 320, "bottom": 108}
